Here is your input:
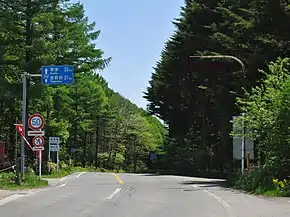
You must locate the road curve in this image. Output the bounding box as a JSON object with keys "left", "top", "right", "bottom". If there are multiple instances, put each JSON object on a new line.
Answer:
{"left": 1, "top": 172, "right": 290, "bottom": 217}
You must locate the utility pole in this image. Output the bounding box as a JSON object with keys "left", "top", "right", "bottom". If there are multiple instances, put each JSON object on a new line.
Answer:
{"left": 21, "top": 72, "right": 41, "bottom": 178}
{"left": 189, "top": 54, "right": 246, "bottom": 175}
{"left": 21, "top": 72, "right": 28, "bottom": 178}
{"left": 241, "top": 112, "right": 245, "bottom": 174}
{"left": 189, "top": 55, "right": 245, "bottom": 72}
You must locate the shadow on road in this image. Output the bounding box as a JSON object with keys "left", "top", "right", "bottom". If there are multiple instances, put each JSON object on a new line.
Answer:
{"left": 161, "top": 187, "right": 202, "bottom": 192}
{"left": 180, "top": 180, "right": 226, "bottom": 188}
{"left": 140, "top": 173, "right": 161, "bottom": 176}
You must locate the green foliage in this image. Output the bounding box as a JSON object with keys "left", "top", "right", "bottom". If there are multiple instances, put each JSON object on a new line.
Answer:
{"left": 0, "top": 171, "right": 48, "bottom": 190}
{"left": 236, "top": 58, "right": 290, "bottom": 177}
{"left": 0, "top": 0, "right": 166, "bottom": 175}
{"left": 273, "top": 178, "right": 290, "bottom": 193}
{"left": 233, "top": 166, "right": 273, "bottom": 191}
{"left": 144, "top": 0, "right": 290, "bottom": 177}
{"left": 231, "top": 58, "right": 290, "bottom": 194}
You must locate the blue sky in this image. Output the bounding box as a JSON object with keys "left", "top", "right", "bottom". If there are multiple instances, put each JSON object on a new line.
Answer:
{"left": 71, "top": 0, "right": 184, "bottom": 108}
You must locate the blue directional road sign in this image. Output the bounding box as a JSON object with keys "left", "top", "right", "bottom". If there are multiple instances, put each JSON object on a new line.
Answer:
{"left": 149, "top": 153, "right": 157, "bottom": 160}
{"left": 41, "top": 65, "right": 74, "bottom": 85}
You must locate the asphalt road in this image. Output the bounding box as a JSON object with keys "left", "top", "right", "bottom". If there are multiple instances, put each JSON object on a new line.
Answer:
{"left": 1, "top": 172, "right": 290, "bottom": 217}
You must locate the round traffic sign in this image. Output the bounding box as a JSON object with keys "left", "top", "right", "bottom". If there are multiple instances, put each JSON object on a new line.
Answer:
{"left": 28, "top": 114, "right": 44, "bottom": 130}
{"left": 32, "top": 136, "right": 44, "bottom": 147}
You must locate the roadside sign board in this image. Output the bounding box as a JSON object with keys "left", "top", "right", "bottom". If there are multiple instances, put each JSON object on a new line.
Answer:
{"left": 71, "top": 148, "right": 76, "bottom": 153}
{"left": 28, "top": 114, "right": 44, "bottom": 130}
{"left": 28, "top": 130, "right": 45, "bottom": 137}
{"left": 41, "top": 65, "right": 74, "bottom": 85}
{"left": 33, "top": 136, "right": 44, "bottom": 147}
{"left": 49, "top": 144, "right": 60, "bottom": 152}
{"left": 49, "top": 137, "right": 60, "bottom": 144}
{"left": 149, "top": 153, "right": 157, "bottom": 160}
{"left": 33, "top": 147, "right": 44, "bottom": 151}
{"left": 232, "top": 115, "right": 254, "bottom": 160}
{"left": 49, "top": 137, "right": 60, "bottom": 152}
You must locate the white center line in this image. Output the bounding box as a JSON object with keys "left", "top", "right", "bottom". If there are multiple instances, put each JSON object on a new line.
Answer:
{"left": 56, "top": 183, "right": 67, "bottom": 188}
{"left": 106, "top": 187, "right": 122, "bottom": 200}
{"left": 76, "top": 172, "right": 86, "bottom": 178}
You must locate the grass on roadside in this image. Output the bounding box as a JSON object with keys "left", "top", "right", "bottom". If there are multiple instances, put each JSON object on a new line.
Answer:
{"left": 252, "top": 187, "right": 290, "bottom": 197}
{"left": 41, "top": 166, "right": 125, "bottom": 179}
{"left": 228, "top": 167, "right": 290, "bottom": 197}
{"left": 253, "top": 187, "right": 281, "bottom": 196}
{"left": 0, "top": 171, "right": 48, "bottom": 190}
{"left": 42, "top": 166, "right": 92, "bottom": 178}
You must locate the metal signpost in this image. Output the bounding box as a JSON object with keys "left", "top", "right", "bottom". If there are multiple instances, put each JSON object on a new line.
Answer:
{"left": 28, "top": 113, "right": 45, "bottom": 177}
{"left": 241, "top": 113, "right": 245, "bottom": 174}
{"left": 20, "top": 65, "right": 74, "bottom": 177}
{"left": 20, "top": 72, "right": 28, "bottom": 178}
{"left": 49, "top": 137, "right": 60, "bottom": 171}
{"left": 32, "top": 136, "right": 45, "bottom": 177}
{"left": 232, "top": 114, "right": 254, "bottom": 175}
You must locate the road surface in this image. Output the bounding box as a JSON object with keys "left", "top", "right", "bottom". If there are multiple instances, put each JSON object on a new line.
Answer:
{"left": 1, "top": 172, "right": 290, "bottom": 217}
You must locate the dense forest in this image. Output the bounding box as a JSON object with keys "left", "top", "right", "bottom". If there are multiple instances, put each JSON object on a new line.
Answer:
{"left": 1, "top": 0, "right": 290, "bottom": 194}
{"left": 145, "top": 0, "right": 290, "bottom": 183}
{"left": 0, "top": 0, "right": 166, "bottom": 174}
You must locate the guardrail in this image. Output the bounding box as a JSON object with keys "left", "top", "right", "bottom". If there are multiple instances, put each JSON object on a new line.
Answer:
{"left": 0, "top": 165, "right": 16, "bottom": 173}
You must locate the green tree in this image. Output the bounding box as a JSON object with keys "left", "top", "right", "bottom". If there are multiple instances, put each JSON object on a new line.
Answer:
{"left": 235, "top": 58, "right": 290, "bottom": 179}
{"left": 144, "top": 0, "right": 290, "bottom": 176}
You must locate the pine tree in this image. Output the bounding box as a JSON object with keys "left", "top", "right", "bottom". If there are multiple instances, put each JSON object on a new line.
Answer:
{"left": 145, "top": 0, "right": 290, "bottom": 175}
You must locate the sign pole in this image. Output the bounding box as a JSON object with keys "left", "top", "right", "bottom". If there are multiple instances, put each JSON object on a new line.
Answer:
{"left": 21, "top": 72, "right": 28, "bottom": 179}
{"left": 57, "top": 151, "right": 59, "bottom": 171}
{"left": 48, "top": 150, "right": 51, "bottom": 173}
{"left": 39, "top": 150, "right": 42, "bottom": 177}
{"left": 241, "top": 113, "right": 245, "bottom": 174}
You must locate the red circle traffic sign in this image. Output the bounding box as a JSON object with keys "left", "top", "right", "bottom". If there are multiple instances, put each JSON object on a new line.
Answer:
{"left": 32, "top": 136, "right": 44, "bottom": 147}
{"left": 28, "top": 114, "right": 44, "bottom": 130}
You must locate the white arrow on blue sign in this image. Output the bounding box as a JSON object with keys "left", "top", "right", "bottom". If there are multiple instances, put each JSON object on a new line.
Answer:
{"left": 41, "top": 65, "right": 74, "bottom": 85}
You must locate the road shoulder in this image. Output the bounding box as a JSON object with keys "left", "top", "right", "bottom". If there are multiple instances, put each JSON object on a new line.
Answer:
{"left": 0, "top": 173, "right": 71, "bottom": 201}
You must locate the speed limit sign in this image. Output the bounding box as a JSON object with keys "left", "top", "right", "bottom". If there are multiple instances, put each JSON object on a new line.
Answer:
{"left": 28, "top": 114, "right": 44, "bottom": 130}
{"left": 32, "top": 136, "right": 44, "bottom": 147}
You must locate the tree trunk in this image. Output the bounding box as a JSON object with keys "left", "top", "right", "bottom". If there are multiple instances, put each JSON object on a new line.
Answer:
{"left": 82, "top": 131, "right": 87, "bottom": 167}
{"left": 94, "top": 117, "right": 99, "bottom": 168}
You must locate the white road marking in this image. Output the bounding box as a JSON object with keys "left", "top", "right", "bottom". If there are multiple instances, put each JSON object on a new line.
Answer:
{"left": 56, "top": 183, "right": 67, "bottom": 188}
{"left": 193, "top": 184, "right": 236, "bottom": 217}
{"left": 105, "top": 187, "right": 121, "bottom": 200}
{"left": 60, "top": 177, "right": 67, "bottom": 182}
{"left": 203, "top": 189, "right": 231, "bottom": 209}
{"left": 0, "top": 194, "right": 24, "bottom": 206}
{"left": 76, "top": 172, "right": 86, "bottom": 178}
{"left": 0, "top": 181, "right": 70, "bottom": 206}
